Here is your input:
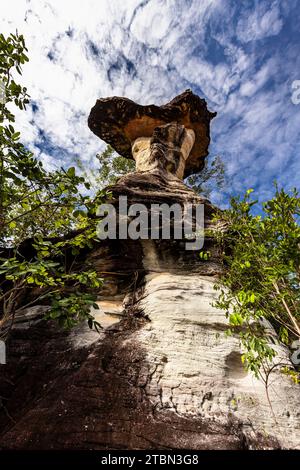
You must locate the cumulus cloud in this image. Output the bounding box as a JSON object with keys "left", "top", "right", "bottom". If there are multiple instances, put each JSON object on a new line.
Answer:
{"left": 0, "top": 0, "right": 299, "bottom": 207}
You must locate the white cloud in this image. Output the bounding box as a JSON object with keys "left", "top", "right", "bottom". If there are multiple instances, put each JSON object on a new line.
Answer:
{"left": 236, "top": 1, "right": 283, "bottom": 43}
{"left": 0, "top": 0, "right": 299, "bottom": 207}
{"left": 239, "top": 59, "right": 276, "bottom": 97}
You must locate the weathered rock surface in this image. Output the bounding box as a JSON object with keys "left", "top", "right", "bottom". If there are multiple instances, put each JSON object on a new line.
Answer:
{"left": 135, "top": 272, "right": 300, "bottom": 449}
{"left": 0, "top": 90, "right": 299, "bottom": 450}
{"left": 88, "top": 89, "right": 216, "bottom": 177}
{"left": 1, "top": 185, "right": 299, "bottom": 449}
{"left": 1, "top": 270, "right": 299, "bottom": 449}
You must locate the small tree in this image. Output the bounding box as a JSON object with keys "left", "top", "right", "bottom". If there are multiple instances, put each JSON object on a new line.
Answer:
{"left": 0, "top": 33, "right": 104, "bottom": 338}
{"left": 185, "top": 155, "right": 225, "bottom": 198}
{"left": 213, "top": 187, "right": 300, "bottom": 383}
{"left": 95, "top": 145, "right": 135, "bottom": 187}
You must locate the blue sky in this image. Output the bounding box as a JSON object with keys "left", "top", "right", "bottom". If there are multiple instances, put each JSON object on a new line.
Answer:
{"left": 1, "top": 0, "right": 300, "bottom": 206}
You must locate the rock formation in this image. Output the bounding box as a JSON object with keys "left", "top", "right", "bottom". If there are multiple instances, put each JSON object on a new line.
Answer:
{"left": 0, "top": 90, "right": 299, "bottom": 450}
{"left": 88, "top": 89, "right": 216, "bottom": 177}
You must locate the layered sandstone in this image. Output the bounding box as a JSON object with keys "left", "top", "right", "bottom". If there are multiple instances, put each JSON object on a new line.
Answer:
{"left": 0, "top": 91, "right": 299, "bottom": 450}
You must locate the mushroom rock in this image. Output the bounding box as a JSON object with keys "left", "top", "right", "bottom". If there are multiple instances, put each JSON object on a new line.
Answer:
{"left": 0, "top": 92, "right": 299, "bottom": 450}
{"left": 88, "top": 89, "right": 216, "bottom": 177}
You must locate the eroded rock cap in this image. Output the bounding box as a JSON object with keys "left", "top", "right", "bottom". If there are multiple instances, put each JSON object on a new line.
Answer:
{"left": 88, "top": 89, "right": 216, "bottom": 177}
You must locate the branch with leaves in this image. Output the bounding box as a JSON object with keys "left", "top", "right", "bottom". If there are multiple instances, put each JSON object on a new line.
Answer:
{"left": 0, "top": 32, "right": 105, "bottom": 338}
{"left": 212, "top": 187, "right": 300, "bottom": 383}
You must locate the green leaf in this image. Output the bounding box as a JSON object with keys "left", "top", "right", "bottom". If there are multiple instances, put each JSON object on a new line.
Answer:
{"left": 67, "top": 166, "right": 76, "bottom": 178}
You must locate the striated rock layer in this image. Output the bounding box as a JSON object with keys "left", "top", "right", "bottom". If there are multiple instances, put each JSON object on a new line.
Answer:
{"left": 135, "top": 272, "right": 300, "bottom": 448}
{"left": 0, "top": 91, "right": 299, "bottom": 449}
{"left": 0, "top": 176, "right": 299, "bottom": 449}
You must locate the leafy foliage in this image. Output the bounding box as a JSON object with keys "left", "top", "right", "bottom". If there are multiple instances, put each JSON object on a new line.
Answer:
{"left": 212, "top": 187, "right": 300, "bottom": 381}
{"left": 185, "top": 155, "right": 225, "bottom": 198}
{"left": 0, "top": 32, "right": 105, "bottom": 338}
{"left": 95, "top": 145, "right": 135, "bottom": 187}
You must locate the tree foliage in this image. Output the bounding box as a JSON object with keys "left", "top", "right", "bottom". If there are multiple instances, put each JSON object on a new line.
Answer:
{"left": 185, "top": 155, "right": 225, "bottom": 198}
{"left": 0, "top": 32, "right": 104, "bottom": 338}
{"left": 95, "top": 145, "right": 135, "bottom": 187}
{"left": 213, "top": 187, "right": 300, "bottom": 382}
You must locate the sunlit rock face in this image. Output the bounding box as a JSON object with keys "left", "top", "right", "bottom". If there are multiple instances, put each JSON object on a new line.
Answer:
{"left": 132, "top": 124, "right": 195, "bottom": 179}
{"left": 135, "top": 273, "right": 300, "bottom": 450}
